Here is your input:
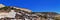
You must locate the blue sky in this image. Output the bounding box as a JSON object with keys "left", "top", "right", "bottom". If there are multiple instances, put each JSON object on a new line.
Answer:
{"left": 0, "top": 0, "right": 60, "bottom": 13}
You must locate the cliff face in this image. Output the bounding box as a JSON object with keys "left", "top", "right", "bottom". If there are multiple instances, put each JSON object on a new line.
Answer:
{"left": 0, "top": 4, "right": 32, "bottom": 19}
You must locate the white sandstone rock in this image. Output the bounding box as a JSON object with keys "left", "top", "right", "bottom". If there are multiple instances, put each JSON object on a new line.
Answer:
{"left": 0, "top": 4, "right": 5, "bottom": 8}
